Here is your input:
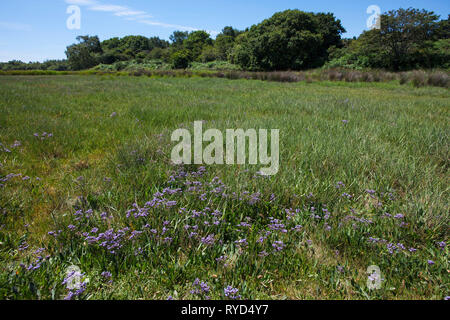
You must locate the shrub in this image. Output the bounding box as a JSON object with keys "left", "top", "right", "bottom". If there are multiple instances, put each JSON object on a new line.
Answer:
{"left": 411, "top": 71, "right": 427, "bottom": 87}
{"left": 171, "top": 50, "right": 192, "bottom": 69}
{"left": 427, "top": 71, "right": 449, "bottom": 88}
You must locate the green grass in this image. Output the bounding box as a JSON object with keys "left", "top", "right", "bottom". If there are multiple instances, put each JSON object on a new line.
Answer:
{"left": 0, "top": 75, "right": 448, "bottom": 300}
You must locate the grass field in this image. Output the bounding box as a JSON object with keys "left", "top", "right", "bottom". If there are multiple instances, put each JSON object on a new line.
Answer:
{"left": 0, "top": 75, "right": 448, "bottom": 300}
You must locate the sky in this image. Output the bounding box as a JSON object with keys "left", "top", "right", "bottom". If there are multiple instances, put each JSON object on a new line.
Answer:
{"left": 0, "top": 0, "right": 448, "bottom": 62}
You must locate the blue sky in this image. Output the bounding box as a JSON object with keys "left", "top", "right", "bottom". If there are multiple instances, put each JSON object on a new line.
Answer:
{"left": 0, "top": 0, "right": 448, "bottom": 62}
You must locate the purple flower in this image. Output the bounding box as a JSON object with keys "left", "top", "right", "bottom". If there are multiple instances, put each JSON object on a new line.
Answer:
{"left": 224, "top": 286, "right": 241, "bottom": 300}
{"left": 235, "top": 238, "right": 248, "bottom": 248}
{"left": 163, "top": 237, "right": 173, "bottom": 244}
{"left": 336, "top": 181, "right": 345, "bottom": 189}
{"left": 272, "top": 241, "right": 286, "bottom": 252}
{"left": 427, "top": 260, "right": 435, "bottom": 265}
{"left": 216, "top": 255, "right": 228, "bottom": 263}
{"left": 237, "top": 221, "right": 252, "bottom": 228}
{"left": 129, "top": 230, "right": 143, "bottom": 240}
{"left": 268, "top": 218, "right": 287, "bottom": 233}
{"left": 191, "top": 279, "right": 210, "bottom": 298}
{"left": 437, "top": 241, "right": 446, "bottom": 250}
{"left": 387, "top": 243, "right": 398, "bottom": 254}
{"left": 258, "top": 251, "right": 269, "bottom": 257}
{"left": 200, "top": 234, "right": 215, "bottom": 246}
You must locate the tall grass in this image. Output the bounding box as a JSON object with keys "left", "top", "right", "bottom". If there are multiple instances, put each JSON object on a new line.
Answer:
{"left": 0, "top": 76, "right": 448, "bottom": 300}
{"left": 1, "top": 68, "right": 448, "bottom": 88}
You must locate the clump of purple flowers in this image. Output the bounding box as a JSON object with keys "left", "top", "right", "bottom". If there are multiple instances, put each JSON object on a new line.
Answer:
{"left": 336, "top": 181, "right": 345, "bottom": 189}
{"left": 272, "top": 240, "right": 286, "bottom": 252}
{"left": 62, "top": 270, "right": 88, "bottom": 300}
{"left": 200, "top": 234, "right": 215, "bottom": 246}
{"left": 224, "top": 286, "right": 241, "bottom": 300}
{"left": 191, "top": 278, "right": 210, "bottom": 299}
{"left": 235, "top": 238, "right": 249, "bottom": 249}
{"left": 33, "top": 132, "right": 53, "bottom": 140}
{"left": 101, "top": 271, "right": 113, "bottom": 284}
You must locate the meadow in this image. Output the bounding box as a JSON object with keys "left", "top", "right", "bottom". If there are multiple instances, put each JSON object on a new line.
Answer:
{"left": 0, "top": 75, "right": 448, "bottom": 300}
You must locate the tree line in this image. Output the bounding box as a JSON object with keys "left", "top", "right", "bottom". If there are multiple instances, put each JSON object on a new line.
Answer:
{"left": 1, "top": 8, "right": 448, "bottom": 72}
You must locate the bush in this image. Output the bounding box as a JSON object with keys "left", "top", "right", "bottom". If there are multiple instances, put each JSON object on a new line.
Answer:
{"left": 148, "top": 48, "right": 171, "bottom": 62}
{"left": 427, "top": 71, "right": 449, "bottom": 88}
{"left": 199, "top": 46, "right": 219, "bottom": 63}
{"left": 411, "top": 71, "right": 428, "bottom": 87}
{"left": 171, "top": 50, "right": 192, "bottom": 69}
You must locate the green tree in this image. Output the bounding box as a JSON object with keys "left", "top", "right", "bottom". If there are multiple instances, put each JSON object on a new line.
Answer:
{"left": 379, "top": 8, "right": 440, "bottom": 70}
{"left": 120, "top": 36, "right": 151, "bottom": 54}
{"left": 434, "top": 14, "right": 450, "bottom": 39}
{"left": 230, "top": 10, "right": 345, "bottom": 70}
{"left": 214, "top": 27, "right": 242, "bottom": 61}
{"left": 199, "top": 45, "right": 219, "bottom": 62}
{"left": 65, "top": 35, "right": 102, "bottom": 70}
{"left": 148, "top": 37, "right": 170, "bottom": 50}
{"left": 169, "top": 31, "right": 189, "bottom": 47}
{"left": 327, "top": 8, "right": 448, "bottom": 70}
{"left": 184, "top": 31, "right": 213, "bottom": 61}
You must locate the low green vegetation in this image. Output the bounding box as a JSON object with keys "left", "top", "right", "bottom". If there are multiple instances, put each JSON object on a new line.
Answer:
{"left": 0, "top": 75, "right": 448, "bottom": 300}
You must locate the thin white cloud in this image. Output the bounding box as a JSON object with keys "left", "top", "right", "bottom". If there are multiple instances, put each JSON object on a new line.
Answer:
{"left": 63, "top": 0, "right": 216, "bottom": 34}
{"left": 125, "top": 14, "right": 153, "bottom": 21}
{"left": 115, "top": 10, "right": 147, "bottom": 17}
{"left": 0, "top": 22, "right": 32, "bottom": 32}
{"left": 89, "top": 4, "right": 128, "bottom": 13}
{"left": 65, "top": 0, "right": 97, "bottom": 5}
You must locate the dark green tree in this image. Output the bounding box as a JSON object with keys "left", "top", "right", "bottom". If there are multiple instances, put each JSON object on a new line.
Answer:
{"left": 184, "top": 31, "right": 213, "bottom": 61}
{"left": 230, "top": 10, "right": 345, "bottom": 70}
{"left": 169, "top": 31, "right": 189, "bottom": 47}
{"left": 379, "top": 8, "right": 440, "bottom": 70}
{"left": 327, "top": 8, "right": 448, "bottom": 70}
{"left": 65, "top": 35, "right": 102, "bottom": 70}
{"left": 215, "top": 27, "right": 242, "bottom": 61}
